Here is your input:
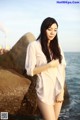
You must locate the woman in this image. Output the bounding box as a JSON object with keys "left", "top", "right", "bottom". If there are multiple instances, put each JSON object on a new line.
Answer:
{"left": 25, "top": 17, "right": 66, "bottom": 120}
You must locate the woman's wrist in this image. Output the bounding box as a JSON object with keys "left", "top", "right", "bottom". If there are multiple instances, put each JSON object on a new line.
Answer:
{"left": 47, "top": 62, "right": 52, "bottom": 68}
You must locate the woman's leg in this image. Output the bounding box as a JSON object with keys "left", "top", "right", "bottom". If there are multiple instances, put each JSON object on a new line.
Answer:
{"left": 37, "top": 97, "right": 56, "bottom": 120}
{"left": 54, "top": 101, "right": 63, "bottom": 120}
{"left": 54, "top": 89, "right": 64, "bottom": 120}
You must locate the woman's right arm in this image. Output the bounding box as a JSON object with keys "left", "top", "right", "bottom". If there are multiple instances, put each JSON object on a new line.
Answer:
{"left": 25, "top": 42, "right": 59, "bottom": 76}
{"left": 33, "top": 59, "right": 59, "bottom": 76}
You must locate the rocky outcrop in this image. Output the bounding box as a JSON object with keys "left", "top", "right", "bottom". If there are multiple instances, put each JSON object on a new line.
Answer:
{"left": 0, "top": 32, "right": 35, "bottom": 74}
{"left": 0, "top": 32, "right": 40, "bottom": 117}
{"left": 0, "top": 32, "right": 69, "bottom": 118}
{"left": 0, "top": 67, "right": 31, "bottom": 114}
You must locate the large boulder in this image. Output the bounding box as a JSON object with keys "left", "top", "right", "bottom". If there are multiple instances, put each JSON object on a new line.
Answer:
{"left": 0, "top": 67, "right": 31, "bottom": 114}
{"left": 0, "top": 32, "right": 40, "bottom": 117}
{"left": 0, "top": 32, "right": 35, "bottom": 74}
{"left": 0, "top": 32, "right": 69, "bottom": 117}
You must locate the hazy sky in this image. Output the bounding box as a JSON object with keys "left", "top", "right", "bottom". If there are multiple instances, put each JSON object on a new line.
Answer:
{"left": 0, "top": 0, "right": 80, "bottom": 51}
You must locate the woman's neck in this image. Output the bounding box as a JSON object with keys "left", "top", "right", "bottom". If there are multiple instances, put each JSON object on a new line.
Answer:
{"left": 47, "top": 40, "right": 50, "bottom": 48}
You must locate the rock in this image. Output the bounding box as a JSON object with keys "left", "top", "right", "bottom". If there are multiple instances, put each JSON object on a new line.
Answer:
{"left": 63, "top": 82, "right": 70, "bottom": 105}
{"left": 0, "top": 67, "right": 31, "bottom": 114}
{"left": 0, "top": 32, "right": 35, "bottom": 74}
{"left": 0, "top": 32, "right": 39, "bottom": 116}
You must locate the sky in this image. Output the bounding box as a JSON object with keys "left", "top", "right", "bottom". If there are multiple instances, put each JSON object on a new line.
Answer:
{"left": 0, "top": 0, "right": 80, "bottom": 52}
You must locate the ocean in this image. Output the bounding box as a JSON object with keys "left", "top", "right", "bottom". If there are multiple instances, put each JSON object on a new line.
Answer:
{"left": 60, "top": 52, "right": 80, "bottom": 120}
{"left": 0, "top": 52, "right": 80, "bottom": 120}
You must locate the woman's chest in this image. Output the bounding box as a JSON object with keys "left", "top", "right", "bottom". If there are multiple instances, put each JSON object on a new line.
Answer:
{"left": 36, "top": 48, "right": 47, "bottom": 66}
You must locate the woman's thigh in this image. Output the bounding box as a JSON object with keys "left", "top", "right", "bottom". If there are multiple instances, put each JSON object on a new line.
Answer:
{"left": 37, "top": 97, "right": 56, "bottom": 120}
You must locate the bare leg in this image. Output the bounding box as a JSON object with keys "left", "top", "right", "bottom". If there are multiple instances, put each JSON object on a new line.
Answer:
{"left": 54, "top": 90, "right": 64, "bottom": 120}
{"left": 37, "top": 97, "right": 56, "bottom": 120}
{"left": 54, "top": 101, "right": 63, "bottom": 120}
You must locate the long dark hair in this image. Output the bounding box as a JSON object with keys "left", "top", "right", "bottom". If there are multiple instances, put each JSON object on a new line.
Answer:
{"left": 37, "top": 17, "right": 62, "bottom": 63}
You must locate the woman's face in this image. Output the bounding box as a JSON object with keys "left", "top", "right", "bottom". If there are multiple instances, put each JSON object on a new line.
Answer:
{"left": 46, "top": 23, "right": 58, "bottom": 42}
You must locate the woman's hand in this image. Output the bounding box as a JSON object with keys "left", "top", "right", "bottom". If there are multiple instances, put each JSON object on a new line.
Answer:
{"left": 49, "top": 59, "right": 59, "bottom": 68}
{"left": 56, "top": 89, "right": 64, "bottom": 103}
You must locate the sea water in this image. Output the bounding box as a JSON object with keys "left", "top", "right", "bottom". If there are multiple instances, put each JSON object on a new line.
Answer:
{"left": 60, "top": 52, "right": 80, "bottom": 120}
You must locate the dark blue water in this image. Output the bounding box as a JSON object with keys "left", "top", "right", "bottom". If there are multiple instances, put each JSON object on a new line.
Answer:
{"left": 6, "top": 52, "right": 80, "bottom": 120}
{"left": 60, "top": 52, "right": 80, "bottom": 120}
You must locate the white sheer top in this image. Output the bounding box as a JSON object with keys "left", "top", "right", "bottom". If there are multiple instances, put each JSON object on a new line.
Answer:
{"left": 25, "top": 40, "right": 66, "bottom": 105}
